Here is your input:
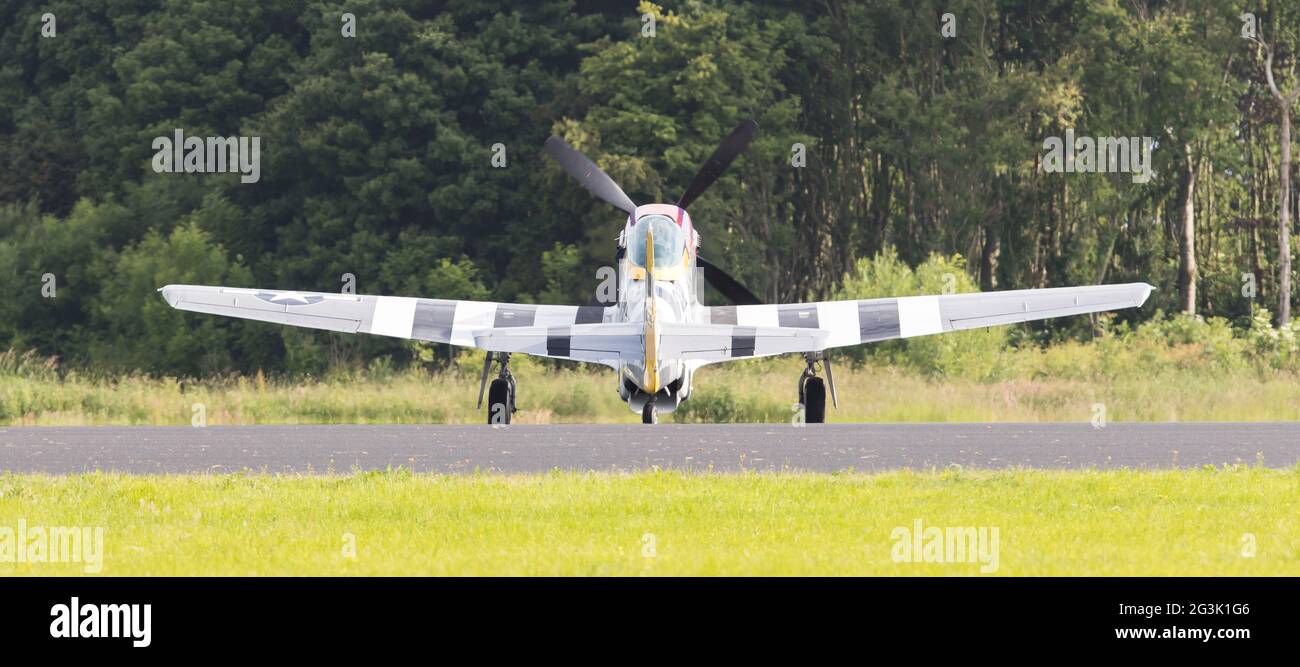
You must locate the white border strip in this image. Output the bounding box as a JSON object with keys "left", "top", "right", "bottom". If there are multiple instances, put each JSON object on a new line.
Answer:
{"left": 897, "top": 296, "right": 943, "bottom": 338}
{"left": 369, "top": 296, "right": 418, "bottom": 338}
{"left": 816, "top": 300, "right": 859, "bottom": 347}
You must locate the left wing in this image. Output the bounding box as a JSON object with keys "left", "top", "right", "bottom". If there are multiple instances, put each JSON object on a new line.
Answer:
{"left": 703, "top": 283, "right": 1154, "bottom": 355}
{"left": 158, "top": 284, "right": 614, "bottom": 362}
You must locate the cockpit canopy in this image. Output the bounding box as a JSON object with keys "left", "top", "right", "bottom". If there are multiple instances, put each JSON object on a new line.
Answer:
{"left": 628, "top": 214, "right": 685, "bottom": 269}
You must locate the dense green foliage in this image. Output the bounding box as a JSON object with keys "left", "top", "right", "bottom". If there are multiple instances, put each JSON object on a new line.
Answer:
{"left": 3, "top": 1, "right": 1300, "bottom": 376}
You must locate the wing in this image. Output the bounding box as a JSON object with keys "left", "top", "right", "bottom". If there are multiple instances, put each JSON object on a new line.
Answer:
{"left": 656, "top": 323, "right": 828, "bottom": 361}
{"left": 473, "top": 322, "right": 827, "bottom": 364}
{"left": 472, "top": 323, "right": 642, "bottom": 365}
{"left": 158, "top": 284, "right": 614, "bottom": 363}
{"left": 703, "top": 283, "right": 1154, "bottom": 354}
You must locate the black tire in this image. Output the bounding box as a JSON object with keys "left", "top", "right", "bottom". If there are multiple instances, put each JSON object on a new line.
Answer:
{"left": 641, "top": 401, "right": 658, "bottom": 424}
{"left": 487, "top": 378, "right": 512, "bottom": 425}
{"left": 803, "top": 377, "right": 826, "bottom": 423}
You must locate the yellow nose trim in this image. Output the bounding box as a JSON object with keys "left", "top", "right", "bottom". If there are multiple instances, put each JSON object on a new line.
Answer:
{"left": 645, "top": 227, "right": 654, "bottom": 280}
{"left": 643, "top": 326, "right": 659, "bottom": 392}
{"left": 643, "top": 227, "right": 659, "bottom": 393}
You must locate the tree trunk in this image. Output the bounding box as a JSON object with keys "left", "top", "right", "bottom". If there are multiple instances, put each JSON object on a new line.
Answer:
{"left": 1179, "top": 146, "right": 1198, "bottom": 315}
{"left": 980, "top": 221, "right": 999, "bottom": 291}
{"left": 1280, "top": 107, "right": 1293, "bottom": 327}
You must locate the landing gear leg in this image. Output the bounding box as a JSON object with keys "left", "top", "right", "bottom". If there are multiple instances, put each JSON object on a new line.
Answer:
{"left": 641, "top": 397, "right": 658, "bottom": 424}
{"left": 797, "top": 352, "right": 836, "bottom": 424}
{"left": 478, "top": 352, "right": 516, "bottom": 424}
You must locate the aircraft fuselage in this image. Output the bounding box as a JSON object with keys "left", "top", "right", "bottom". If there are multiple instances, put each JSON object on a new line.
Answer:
{"left": 616, "top": 204, "right": 704, "bottom": 414}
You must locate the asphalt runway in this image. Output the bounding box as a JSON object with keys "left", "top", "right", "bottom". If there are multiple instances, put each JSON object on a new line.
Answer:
{"left": 1, "top": 422, "right": 1298, "bottom": 474}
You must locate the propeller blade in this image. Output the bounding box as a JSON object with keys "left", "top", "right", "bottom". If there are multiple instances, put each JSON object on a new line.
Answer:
{"left": 677, "top": 119, "right": 759, "bottom": 210}
{"left": 476, "top": 352, "right": 494, "bottom": 410}
{"left": 697, "top": 256, "right": 761, "bottom": 306}
{"left": 543, "top": 136, "right": 637, "bottom": 214}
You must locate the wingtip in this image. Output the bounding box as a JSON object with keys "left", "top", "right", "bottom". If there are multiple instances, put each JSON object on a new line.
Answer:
{"left": 157, "top": 284, "right": 181, "bottom": 306}
{"left": 1138, "top": 282, "right": 1155, "bottom": 305}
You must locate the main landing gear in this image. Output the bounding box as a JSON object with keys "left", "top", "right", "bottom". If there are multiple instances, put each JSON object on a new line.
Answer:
{"left": 642, "top": 398, "right": 658, "bottom": 424}
{"left": 797, "top": 352, "right": 838, "bottom": 424}
{"left": 477, "top": 352, "right": 516, "bottom": 424}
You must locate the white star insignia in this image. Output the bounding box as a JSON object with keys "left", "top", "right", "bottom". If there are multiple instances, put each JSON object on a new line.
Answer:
{"left": 269, "top": 291, "right": 312, "bottom": 303}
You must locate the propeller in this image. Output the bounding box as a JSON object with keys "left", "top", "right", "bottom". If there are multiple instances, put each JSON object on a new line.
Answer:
{"left": 680, "top": 120, "right": 763, "bottom": 305}
{"left": 544, "top": 120, "right": 764, "bottom": 306}
{"left": 543, "top": 136, "right": 637, "bottom": 214}
{"left": 677, "top": 119, "right": 759, "bottom": 210}
{"left": 697, "top": 256, "right": 761, "bottom": 305}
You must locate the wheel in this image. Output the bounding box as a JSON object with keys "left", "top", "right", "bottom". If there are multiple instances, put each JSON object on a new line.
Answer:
{"left": 641, "top": 401, "right": 658, "bottom": 424}
{"left": 802, "top": 377, "right": 826, "bottom": 423}
{"left": 487, "top": 378, "right": 513, "bottom": 424}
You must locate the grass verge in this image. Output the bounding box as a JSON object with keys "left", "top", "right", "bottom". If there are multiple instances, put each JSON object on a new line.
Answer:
{"left": 2, "top": 467, "right": 1296, "bottom": 576}
{"left": 8, "top": 355, "right": 1300, "bottom": 425}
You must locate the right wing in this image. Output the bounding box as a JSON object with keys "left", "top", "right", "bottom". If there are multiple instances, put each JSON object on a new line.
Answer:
{"left": 158, "top": 284, "right": 614, "bottom": 362}
{"left": 656, "top": 323, "right": 828, "bottom": 361}
{"left": 704, "top": 283, "right": 1154, "bottom": 353}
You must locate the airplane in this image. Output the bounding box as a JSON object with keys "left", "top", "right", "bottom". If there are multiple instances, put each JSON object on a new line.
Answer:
{"left": 159, "top": 119, "right": 1153, "bottom": 424}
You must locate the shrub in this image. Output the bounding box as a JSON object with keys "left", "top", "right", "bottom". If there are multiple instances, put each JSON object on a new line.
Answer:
{"left": 1245, "top": 308, "right": 1300, "bottom": 370}
{"left": 834, "top": 248, "right": 1009, "bottom": 380}
{"left": 673, "top": 385, "right": 786, "bottom": 423}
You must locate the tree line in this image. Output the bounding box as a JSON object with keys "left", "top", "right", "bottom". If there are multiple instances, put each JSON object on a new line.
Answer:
{"left": 1, "top": 0, "right": 1298, "bottom": 376}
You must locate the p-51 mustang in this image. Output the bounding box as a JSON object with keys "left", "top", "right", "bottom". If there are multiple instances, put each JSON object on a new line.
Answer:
{"left": 160, "top": 120, "right": 1152, "bottom": 424}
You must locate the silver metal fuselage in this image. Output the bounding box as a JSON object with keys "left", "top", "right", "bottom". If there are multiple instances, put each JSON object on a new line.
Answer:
{"left": 616, "top": 204, "right": 704, "bottom": 414}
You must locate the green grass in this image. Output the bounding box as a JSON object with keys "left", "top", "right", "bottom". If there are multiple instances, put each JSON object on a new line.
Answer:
{"left": 7, "top": 353, "right": 1300, "bottom": 425}
{"left": 2, "top": 468, "right": 1297, "bottom": 576}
